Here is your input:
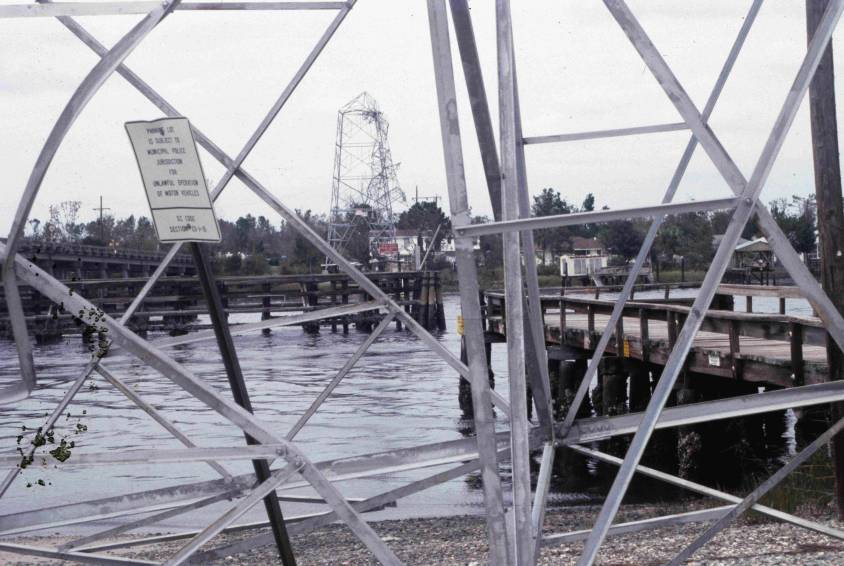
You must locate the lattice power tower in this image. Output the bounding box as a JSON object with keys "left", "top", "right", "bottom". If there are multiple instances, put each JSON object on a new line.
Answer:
{"left": 6, "top": 1, "right": 844, "bottom": 565}
{"left": 326, "top": 92, "right": 405, "bottom": 267}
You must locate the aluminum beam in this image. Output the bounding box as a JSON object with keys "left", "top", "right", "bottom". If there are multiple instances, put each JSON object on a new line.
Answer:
{"left": 497, "top": 1, "right": 534, "bottom": 561}
{"left": 570, "top": 444, "right": 844, "bottom": 542}
{"left": 523, "top": 122, "right": 688, "bottom": 145}
{"left": 61, "top": 490, "right": 244, "bottom": 551}
{"left": 448, "top": 0, "right": 503, "bottom": 221}
{"left": 0, "top": 2, "right": 347, "bottom": 18}
{"left": 165, "top": 464, "right": 301, "bottom": 566}
{"left": 193, "top": 450, "right": 510, "bottom": 562}
{"left": 0, "top": 445, "right": 287, "bottom": 468}
{"left": 562, "top": 380, "right": 844, "bottom": 444}
{"left": 427, "top": 1, "right": 511, "bottom": 563}
{"left": 543, "top": 506, "right": 730, "bottom": 547}
{"left": 456, "top": 197, "right": 738, "bottom": 237}
{"left": 513, "top": 46, "right": 556, "bottom": 437}
{"left": 0, "top": 543, "right": 154, "bottom": 565}
{"left": 0, "top": 428, "right": 521, "bottom": 533}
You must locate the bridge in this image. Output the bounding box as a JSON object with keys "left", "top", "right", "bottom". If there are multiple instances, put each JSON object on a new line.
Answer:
{"left": 10, "top": 240, "right": 195, "bottom": 279}
{"left": 483, "top": 283, "right": 825, "bottom": 388}
{"left": 477, "top": 283, "right": 830, "bottom": 489}
{"left": 0, "top": 270, "right": 445, "bottom": 339}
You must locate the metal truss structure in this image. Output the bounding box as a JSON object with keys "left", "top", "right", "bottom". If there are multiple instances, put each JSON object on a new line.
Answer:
{"left": 2, "top": 0, "right": 844, "bottom": 565}
{"left": 326, "top": 92, "right": 405, "bottom": 266}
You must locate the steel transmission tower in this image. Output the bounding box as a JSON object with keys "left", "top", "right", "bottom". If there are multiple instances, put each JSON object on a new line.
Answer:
{"left": 326, "top": 92, "right": 405, "bottom": 268}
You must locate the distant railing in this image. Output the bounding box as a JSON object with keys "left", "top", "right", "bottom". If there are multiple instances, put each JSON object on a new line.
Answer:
{"left": 16, "top": 239, "right": 193, "bottom": 265}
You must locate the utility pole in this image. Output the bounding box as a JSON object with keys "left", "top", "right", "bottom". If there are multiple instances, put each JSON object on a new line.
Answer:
{"left": 92, "top": 195, "right": 110, "bottom": 244}
{"left": 807, "top": 0, "right": 844, "bottom": 519}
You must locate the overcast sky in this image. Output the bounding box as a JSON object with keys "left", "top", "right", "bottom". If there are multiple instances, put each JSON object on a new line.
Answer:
{"left": 1, "top": 1, "right": 841, "bottom": 234}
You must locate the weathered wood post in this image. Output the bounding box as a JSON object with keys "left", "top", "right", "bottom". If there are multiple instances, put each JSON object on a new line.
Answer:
{"left": 600, "top": 357, "right": 626, "bottom": 417}
{"left": 627, "top": 359, "right": 650, "bottom": 413}
{"left": 807, "top": 0, "right": 844, "bottom": 518}
{"left": 458, "top": 331, "right": 494, "bottom": 418}
{"left": 301, "top": 281, "right": 320, "bottom": 334}
{"left": 393, "top": 277, "right": 403, "bottom": 331}
{"left": 329, "top": 279, "right": 338, "bottom": 332}
{"left": 434, "top": 272, "right": 446, "bottom": 330}
{"left": 261, "top": 280, "right": 272, "bottom": 336}
{"left": 341, "top": 278, "right": 350, "bottom": 334}
{"left": 593, "top": 355, "right": 627, "bottom": 480}
{"left": 553, "top": 348, "right": 591, "bottom": 486}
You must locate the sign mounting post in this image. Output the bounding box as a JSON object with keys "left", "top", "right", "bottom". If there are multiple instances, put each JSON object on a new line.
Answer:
{"left": 126, "top": 117, "right": 297, "bottom": 565}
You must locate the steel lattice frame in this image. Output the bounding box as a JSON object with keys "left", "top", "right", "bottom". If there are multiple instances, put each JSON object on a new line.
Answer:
{"left": 2, "top": 1, "right": 844, "bottom": 565}
{"left": 326, "top": 92, "right": 405, "bottom": 266}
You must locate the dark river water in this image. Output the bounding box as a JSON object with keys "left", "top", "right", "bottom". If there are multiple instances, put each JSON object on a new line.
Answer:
{"left": 0, "top": 290, "right": 813, "bottom": 533}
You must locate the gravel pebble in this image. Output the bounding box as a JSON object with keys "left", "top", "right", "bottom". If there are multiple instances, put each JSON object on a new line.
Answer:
{"left": 3, "top": 502, "right": 844, "bottom": 564}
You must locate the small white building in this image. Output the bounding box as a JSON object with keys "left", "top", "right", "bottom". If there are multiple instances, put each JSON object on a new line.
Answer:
{"left": 560, "top": 237, "right": 608, "bottom": 277}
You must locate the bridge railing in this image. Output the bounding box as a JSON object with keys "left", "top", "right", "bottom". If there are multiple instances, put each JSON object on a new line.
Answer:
{"left": 18, "top": 240, "right": 194, "bottom": 265}
{"left": 483, "top": 283, "right": 823, "bottom": 385}
{"left": 0, "top": 271, "right": 445, "bottom": 333}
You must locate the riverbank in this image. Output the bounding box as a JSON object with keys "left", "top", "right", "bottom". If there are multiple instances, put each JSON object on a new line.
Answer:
{"left": 4, "top": 502, "right": 844, "bottom": 565}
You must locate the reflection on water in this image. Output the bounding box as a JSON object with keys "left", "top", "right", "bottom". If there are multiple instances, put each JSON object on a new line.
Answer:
{"left": 0, "top": 290, "right": 813, "bottom": 532}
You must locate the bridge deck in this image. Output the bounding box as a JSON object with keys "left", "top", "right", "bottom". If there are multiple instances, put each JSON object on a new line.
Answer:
{"left": 484, "top": 286, "right": 830, "bottom": 389}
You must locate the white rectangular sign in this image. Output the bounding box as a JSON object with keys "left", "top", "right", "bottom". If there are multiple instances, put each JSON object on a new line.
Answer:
{"left": 125, "top": 117, "right": 221, "bottom": 243}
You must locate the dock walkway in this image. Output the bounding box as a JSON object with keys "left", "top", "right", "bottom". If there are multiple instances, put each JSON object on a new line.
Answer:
{"left": 483, "top": 283, "right": 830, "bottom": 388}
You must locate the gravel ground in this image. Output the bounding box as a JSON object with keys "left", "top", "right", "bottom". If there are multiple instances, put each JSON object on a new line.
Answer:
{"left": 3, "top": 503, "right": 844, "bottom": 564}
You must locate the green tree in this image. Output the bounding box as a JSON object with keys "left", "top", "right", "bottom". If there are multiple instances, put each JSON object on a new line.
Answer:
{"left": 242, "top": 253, "right": 270, "bottom": 275}
{"left": 291, "top": 209, "right": 325, "bottom": 272}
{"left": 397, "top": 201, "right": 451, "bottom": 250}
{"left": 235, "top": 214, "right": 258, "bottom": 253}
{"left": 710, "top": 209, "right": 759, "bottom": 241}
{"left": 654, "top": 212, "right": 714, "bottom": 268}
{"left": 222, "top": 254, "right": 242, "bottom": 274}
{"left": 579, "top": 192, "right": 597, "bottom": 238}
{"left": 598, "top": 219, "right": 644, "bottom": 262}
{"left": 770, "top": 195, "right": 816, "bottom": 254}
{"left": 531, "top": 188, "right": 574, "bottom": 264}
{"left": 472, "top": 214, "right": 502, "bottom": 267}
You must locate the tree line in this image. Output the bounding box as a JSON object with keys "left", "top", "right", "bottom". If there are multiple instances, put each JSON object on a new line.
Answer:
{"left": 26, "top": 190, "right": 816, "bottom": 276}
{"left": 24, "top": 201, "right": 329, "bottom": 275}
{"left": 523, "top": 189, "right": 817, "bottom": 270}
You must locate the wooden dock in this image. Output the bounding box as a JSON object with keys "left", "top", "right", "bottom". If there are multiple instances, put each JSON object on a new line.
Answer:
{"left": 483, "top": 283, "right": 829, "bottom": 388}
{"left": 477, "top": 283, "right": 833, "bottom": 488}
{"left": 0, "top": 270, "right": 446, "bottom": 338}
